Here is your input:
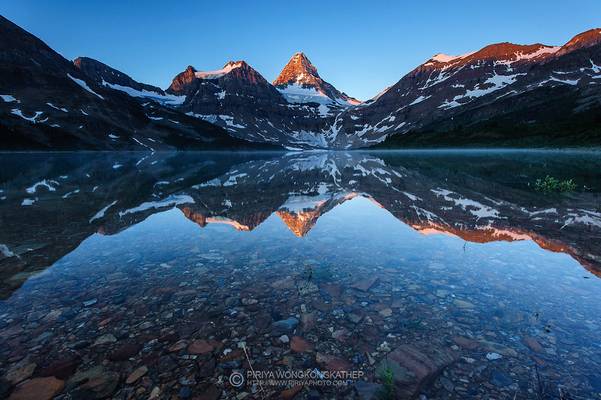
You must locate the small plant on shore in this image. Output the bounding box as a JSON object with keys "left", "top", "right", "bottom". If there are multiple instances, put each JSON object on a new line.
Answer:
{"left": 534, "top": 176, "right": 577, "bottom": 193}
{"left": 378, "top": 366, "right": 395, "bottom": 400}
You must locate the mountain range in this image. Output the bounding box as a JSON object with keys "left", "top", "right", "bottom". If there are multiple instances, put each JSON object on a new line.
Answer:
{"left": 1, "top": 15, "right": 600, "bottom": 150}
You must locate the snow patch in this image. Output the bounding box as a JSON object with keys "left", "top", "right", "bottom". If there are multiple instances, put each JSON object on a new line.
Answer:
{"left": 409, "top": 95, "right": 430, "bottom": 106}
{"left": 46, "top": 102, "right": 68, "bottom": 112}
{"left": 278, "top": 84, "right": 331, "bottom": 104}
{"left": 195, "top": 62, "right": 244, "bottom": 79}
{"left": 101, "top": 80, "right": 185, "bottom": 105}
{"left": 11, "top": 109, "right": 44, "bottom": 123}
{"left": 427, "top": 52, "right": 475, "bottom": 64}
{"left": 67, "top": 74, "right": 104, "bottom": 99}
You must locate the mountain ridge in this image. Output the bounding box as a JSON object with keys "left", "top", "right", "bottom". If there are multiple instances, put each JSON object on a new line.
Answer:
{"left": 1, "top": 14, "right": 600, "bottom": 149}
{"left": 0, "top": 15, "right": 276, "bottom": 150}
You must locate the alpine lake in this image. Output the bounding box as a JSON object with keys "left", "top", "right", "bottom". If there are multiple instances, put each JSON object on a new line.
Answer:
{"left": 0, "top": 150, "right": 600, "bottom": 400}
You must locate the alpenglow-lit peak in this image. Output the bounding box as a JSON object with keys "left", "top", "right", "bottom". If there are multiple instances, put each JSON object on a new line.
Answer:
{"left": 273, "top": 52, "right": 321, "bottom": 87}
{"left": 273, "top": 52, "right": 361, "bottom": 106}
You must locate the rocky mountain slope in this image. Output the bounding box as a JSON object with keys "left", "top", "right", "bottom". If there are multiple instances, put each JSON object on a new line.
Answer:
{"left": 1, "top": 14, "right": 600, "bottom": 149}
{"left": 163, "top": 29, "right": 601, "bottom": 149}
{"left": 0, "top": 16, "right": 276, "bottom": 150}
{"left": 73, "top": 57, "right": 186, "bottom": 106}
{"left": 341, "top": 30, "right": 601, "bottom": 148}
{"left": 164, "top": 58, "right": 350, "bottom": 149}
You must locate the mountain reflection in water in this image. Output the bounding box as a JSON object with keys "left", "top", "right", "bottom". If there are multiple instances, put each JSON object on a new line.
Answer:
{"left": 0, "top": 151, "right": 600, "bottom": 399}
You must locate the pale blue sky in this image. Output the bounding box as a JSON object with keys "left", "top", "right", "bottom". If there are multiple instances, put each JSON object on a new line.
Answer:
{"left": 2, "top": 0, "right": 600, "bottom": 100}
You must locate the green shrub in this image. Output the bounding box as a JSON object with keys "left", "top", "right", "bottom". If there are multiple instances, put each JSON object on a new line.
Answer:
{"left": 378, "top": 367, "right": 395, "bottom": 400}
{"left": 534, "top": 176, "right": 577, "bottom": 193}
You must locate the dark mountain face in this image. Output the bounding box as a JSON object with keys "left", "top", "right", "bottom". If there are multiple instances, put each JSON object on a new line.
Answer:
{"left": 73, "top": 57, "right": 166, "bottom": 96}
{"left": 0, "top": 16, "right": 276, "bottom": 150}
{"left": 336, "top": 30, "right": 601, "bottom": 148}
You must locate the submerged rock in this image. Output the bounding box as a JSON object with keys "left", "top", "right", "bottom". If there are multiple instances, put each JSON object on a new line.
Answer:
{"left": 37, "top": 356, "right": 80, "bottom": 380}
{"left": 489, "top": 370, "right": 513, "bottom": 387}
{"left": 290, "top": 336, "right": 313, "bottom": 353}
{"left": 5, "top": 360, "right": 36, "bottom": 385}
{"left": 316, "top": 353, "right": 352, "bottom": 371}
{"left": 108, "top": 342, "right": 142, "bottom": 361}
{"left": 8, "top": 376, "right": 64, "bottom": 400}
{"left": 188, "top": 340, "right": 216, "bottom": 355}
{"left": 271, "top": 317, "right": 299, "bottom": 336}
{"left": 375, "top": 344, "right": 458, "bottom": 398}
{"left": 354, "top": 381, "right": 382, "bottom": 400}
{"left": 125, "top": 365, "right": 148, "bottom": 384}
{"left": 351, "top": 277, "right": 379, "bottom": 292}
{"left": 523, "top": 336, "right": 544, "bottom": 353}
{"left": 92, "top": 333, "right": 116, "bottom": 346}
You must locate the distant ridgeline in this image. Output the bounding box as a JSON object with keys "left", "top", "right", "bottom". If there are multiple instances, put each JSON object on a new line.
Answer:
{"left": 1, "top": 14, "right": 600, "bottom": 150}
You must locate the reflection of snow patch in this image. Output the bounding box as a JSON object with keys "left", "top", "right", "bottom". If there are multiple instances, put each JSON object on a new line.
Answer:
{"left": 561, "top": 210, "right": 601, "bottom": 229}
{"left": 0, "top": 244, "right": 15, "bottom": 258}
{"left": 119, "top": 195, "right": 194, "bottom": 216}
{"left": 26, "top": 179, "right": 59, "bottom": 194}
{"left": 90, "top": 200, "right": 118, "bottom": 222}
{"left": 223, "top": 173, "right": 248, "bottom": 187}
{"left": 1, "top": 94, "right": 18, "bottom": 102}
{"left": 280, "top": 195, "right": 328, "bottom": 213}
{"left": 62, "top": 189, "right": 80, "bottom": 199}
{"left": 431, "top": 188, "right": 499, "bottom": 219}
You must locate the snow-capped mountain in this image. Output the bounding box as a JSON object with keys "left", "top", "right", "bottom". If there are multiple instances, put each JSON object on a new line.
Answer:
{"left": 0, "top": 16, "right": 272, "bottom": 151}
{"left": 165, "top": 60, "right": 336, "bottom": 148}
{"left": 273, "top": 52, "right": 361, "bottom": 107}
{"left": 333, "top": 29, "right": 601, "bottom": 148}
{"left": 164, "top": 32, "right": 601, "bottom": 149}
{"left": 2, "top": 12, "right": 600, "bottom": 150}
